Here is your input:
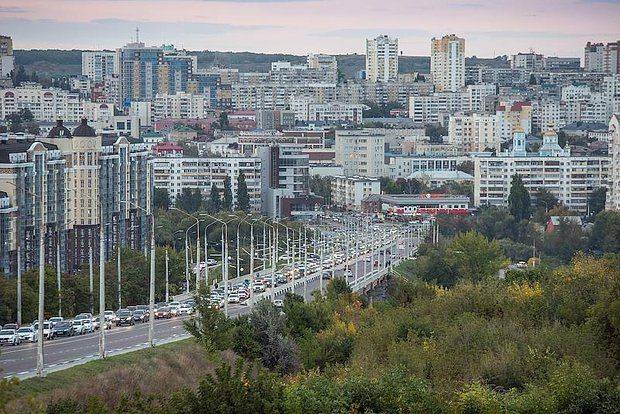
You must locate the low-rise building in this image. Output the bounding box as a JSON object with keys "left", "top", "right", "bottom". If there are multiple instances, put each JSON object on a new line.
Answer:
{"left": 331, "top": 176, "right": 380, "bottom": 210}
{"left": 361, "top": 194, "right": 470, "bottom": 216}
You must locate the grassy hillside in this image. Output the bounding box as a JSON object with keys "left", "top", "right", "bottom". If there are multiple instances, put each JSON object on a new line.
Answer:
{"left": 14, "top": 49, "right": 509, "bottom": 79}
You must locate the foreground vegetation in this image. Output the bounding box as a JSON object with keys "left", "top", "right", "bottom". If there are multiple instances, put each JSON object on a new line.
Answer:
{"left": 2, "top": 241, "right": 617, "bottom": 413}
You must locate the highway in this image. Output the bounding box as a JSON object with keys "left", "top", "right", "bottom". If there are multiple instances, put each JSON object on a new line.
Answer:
{"left": 1, "top": 221, "right": 423, "bottom": 379}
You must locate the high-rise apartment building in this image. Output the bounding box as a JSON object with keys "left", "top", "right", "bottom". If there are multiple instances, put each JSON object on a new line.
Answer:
{"left": 607, "top": 114, "right": 620, "bottom": 210}
{"left": 510, "top": 52, "right": 544, "bottom": 71}
{"left": 0, "top": 35, "right": 14, "bottom": 78}
{"left": 335, "top": 130, "right": 385, "bottom": 177}
{"left": 0, "top": 120, "right": 151, "bottom": 276}
{"left": 82, "top": 51, "right": 118, "bottom": 83}
{"left": 431, "top": 34, "right": 465, "bottom": 92}
{"left": 584, "top": 41, "right": 620, "bottom": 73}
{"left": 365, "top": 35, "right": 399, "bottom": 83}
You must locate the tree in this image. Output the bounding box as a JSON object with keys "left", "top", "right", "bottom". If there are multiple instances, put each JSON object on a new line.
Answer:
{"left": 174, "top": 188, "right": 202, "bottom": 213}
{"left": 535, "top": 188, "right": 558, "bottom": 212}
{"left": 236, "top": 172, "right": 250, "bottom": 212}
{"left": 222, "top": 177, "right": 233, "bottom": 212}
{"left": 425, "top": 123, "right": 447, "bottom": 143}
{"left": 446, "top": 231, "right": 508, "bottom": 281}
{"left": 208, "top": 184, "right": 222, "bottom": 213}
{"left": 587, "top": 187, "right": 607, "bottom": 217}
{"left": 153, "top": 188, "right": 171, "bottom": 210}
{"left": 543, "top": 219, "right": 587, "bottom": 263}
{"left": 457, "top": 160, "right": 474, "bottom": 175}
{"left": 508, "top": 174, "right": 531, "bottom": 221}
{"left": 529, "top": 73, "right": 537, "bottom": 85}
{"left": 219, "top": 111, "right": 230, "bottom": 130}
{"left": 309, "top": 175, "right": 332, "bottom": 205}
{"left": 589, "top": 211, "right": 620, "bottom": 254}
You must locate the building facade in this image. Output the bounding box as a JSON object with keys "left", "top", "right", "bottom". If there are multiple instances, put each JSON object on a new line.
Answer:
{"left": 365, "top": 35, "right": 399, "bottom": 83}
{"left": 334, "top": 130, "right": 385, "bottom": 178}
{"left": 331, "top": 176, "right": 381, "bottom": 210}
{"left": 82, "top": 51, "right": 118, "bottom": 83}
{"left": 431, "top": 34, "right": 465, "bottom": 92}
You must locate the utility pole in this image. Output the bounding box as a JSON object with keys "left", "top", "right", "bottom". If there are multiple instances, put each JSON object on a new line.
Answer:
{"left": 16, "top": 245, "right": 22, "bottom": 326}
{"left": 117, "top": 244, "right": 122, "bottom": 309}
{"left": 184, "top": 235, "right": 189, "bottom": 294}
{"left": 36, "top": 197, "right": 45, "bottom": 378}
{"left": 99, "top": 221, "right": 106, "bottom": 359}
{"left": 236, "top": 224, "right": 241, "bottom": 280}
{"left": 56, "top": 237, "right": 62, "bottom": 317}
{"left": 249, "top": 223, "right": 254, "bottom": 303}
{"left": 165, "top": 248, "right": 169, "bottom": 303}
{"left": 303, "top": 226, "right": 308, "bottom": 301}
{"left": 89, "top": 242, "right": 94, "bottom": 314}
{"left": 271, "top": 225, "right": 277, "bottom": 301}
{"left": 318, "top": 230, "right": 324, "bottom": 295}
{"left": 204, "top": 225, "right": 208, "bottom": 286}
{"left": 223, "top": 225, "right": 229, "bottom": 317}
{"left": 195, "top": 222, "right": 200, "bottom": 290}
{"left": 148, "top": 215, "right": 155, "bottom": 347}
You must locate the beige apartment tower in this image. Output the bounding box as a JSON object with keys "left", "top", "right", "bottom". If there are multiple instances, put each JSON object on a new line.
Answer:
{"left": 431, "top": 34, "right": 466, "bottom": 92}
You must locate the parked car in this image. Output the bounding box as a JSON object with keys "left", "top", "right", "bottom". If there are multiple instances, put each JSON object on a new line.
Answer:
{"left": 71, "top": 320, "right": 88, "bottom": 335}
{"left": 2, "top": 323, "right": 18, "bottom": 331}
{"left": 132, "top": 310, "right": 147, "bottom": 323}
{"left": 82, "top": 318, "right": 94, "bottom": 333}
{"left": 104, "top": 310, "right": 116, "bottom": 322}
{"left": 75, "top": 313, "right": 93, "bottom": 321}
{"left": 51, "top": 321, "right": 74, "bottom": 338}
{"left": 169, "top": 301, "right": 181, "bottom": 316}
{"left": 227, "top": 294, "right": 240, "bottom": 304}
{"left": 93, "top": 315, "right": 112, "bottom": 330}
{"left": 155, "top": 306, "right": 172, "bottom": 319}
{"left": 16, "top": 326, "right": 37, "bottom": 342}
{"left": 273, "top": 299, "right": 284, "bottom": 308}
{"left": 0, "top": 329, "right": 20, "bottom": 346}
{"left": 33, "top": 321, "right": 53, "bottom": 339}
{"left": 178, "top": 303, "right": 194, "bottom": 315}
{"left": 116, "top": 310, "right": 134, "bottom": 326}
{"left": 49, "top": 316, "right": 63, "bottom": 327}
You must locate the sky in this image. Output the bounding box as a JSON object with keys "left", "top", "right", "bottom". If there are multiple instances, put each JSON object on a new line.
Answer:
{"left": 0, "top": 0, "right": 619, "bottom": 57}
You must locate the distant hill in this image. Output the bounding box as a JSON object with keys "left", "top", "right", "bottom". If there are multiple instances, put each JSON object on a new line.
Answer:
{"left": 14, "top": 49, "right": 508, "bottom": 79}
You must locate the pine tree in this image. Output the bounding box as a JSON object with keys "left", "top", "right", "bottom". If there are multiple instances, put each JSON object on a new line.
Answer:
{"left": 223, "top": 177, "right": 233, "bottom": 211}
{"left": 209, "top": 184, "right": 221, "bottom": 213}
{"left": 508, "top": 174, "right": 531, "bottom": 221}
{"left": 236, "top": 172, "right": 250, "bottom": 212}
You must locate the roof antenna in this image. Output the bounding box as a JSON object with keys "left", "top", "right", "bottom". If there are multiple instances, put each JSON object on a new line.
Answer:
{"left": 135, "top": 26, "right": 140, "bottom": 43}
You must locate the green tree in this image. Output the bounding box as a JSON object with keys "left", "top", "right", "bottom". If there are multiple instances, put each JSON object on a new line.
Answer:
{"left": 542, "top": 219, "right": 586, "bottom": 263}
{"left": 174, "top": 188, "right": 202, "bottom": 213}
{"left": 309, "top": 175, "right": 332, "bottom": 204}
{"left": 222, "top": 177, "right": 233, "bottom": 212}
{"left": 236, "top": 172, "right": 250, "bottom": 212}
{"left": 446, "top": 231, "right": 508, "bottom": 281}
{"left": 153, "top": 188, "right": 171, "bottom": 210}
{"left": 208, "top": 184, "right": 222, "bottom": 213}
{"left": 219, "top": 111, "right": 230, "bottom": 130}
{"left": 508, "top": 174, "right": 531, "bottom": 221}
{"left": 587, "top": 187, "right": 607, "bottom": 217}
{"left": 589, "top": 211, "right": 620, "bottom": 253}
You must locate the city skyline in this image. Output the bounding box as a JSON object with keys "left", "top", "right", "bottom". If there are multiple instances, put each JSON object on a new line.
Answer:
{"left": 0, "top": 0, "right": 619, "bottom": 57}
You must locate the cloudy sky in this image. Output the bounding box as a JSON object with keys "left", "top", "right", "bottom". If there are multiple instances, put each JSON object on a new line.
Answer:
{"left": 1, "top": 0, "right": 619, "bottom": 57}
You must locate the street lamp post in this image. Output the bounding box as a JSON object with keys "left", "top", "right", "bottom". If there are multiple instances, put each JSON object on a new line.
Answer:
{"left": 98, "top": 218, "right": 106, "bottom": 358}
{"left": 89, "top": 242, "right": 94, "bottom": 314}
{"left": 165, "top": 248, "right": 169, "bottom": 303}
{"left": 16, "top": 245, "right": 21, "bottom": 326}
{"left": 172, "top": 208, "right": 200, "bottom": 291}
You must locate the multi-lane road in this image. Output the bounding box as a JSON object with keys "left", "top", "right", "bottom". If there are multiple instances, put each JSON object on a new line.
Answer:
{"left": 1, "top": 221, "right": 422, "bottom": 379}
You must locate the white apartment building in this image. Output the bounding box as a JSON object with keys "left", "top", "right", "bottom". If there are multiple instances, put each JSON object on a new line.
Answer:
{"left": 152, "top": 92, "right": 210, "bottom": 120}
{"left": 510, "top": 53, "right": 544, "bottom": 71}
{"left": 448, "top": 113, "right": 499, "bottom": 152}
{"left": 431, "top": 34, "right": 465, "bottom": 92}
{"left": 152, "top": 156, "right": 262, "bottom": 211}
{"left": 81, "top": 51, "right": 118, "bottom": 83}
{"left": 408, "top": 92, "right": 465, "bottom": 124}
{"left": 331, "top": 176, "right": 381, "bottom": 210}
{"left": 606, "top": 114, "right": 620, "bottom": 210}
{"left": 474, "top": 130, "right": 609, "bottom": 214}
{"left": 307, "top": 54, "right": 338, "bottom": 74}
{"left": 0, "top": 35, "right": 14, "bottom": 79}
{"left": 467, "top": 83, "right": 497, "bottom": 112}
{"left": 335, "top": 130, "right": 385, "bottom": 178}
{"left": 584, "top": 41, "right": 619, "bottom": 74}
{"left": 306, "top": 102, "right": 364, "bottom": 124}
{"left": 231, "top": 82, "right": 336, "bottom": 110}
{"left": 0, "top": 83, "right": 114, "bottom": 122}
{"left": 366, "top": 35, "right": 399, "bottom": 83}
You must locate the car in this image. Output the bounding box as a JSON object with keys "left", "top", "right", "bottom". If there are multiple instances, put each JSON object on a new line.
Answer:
{"left": 17, "top": 326, "right": 37, "bottom": 342}
{"left": 169, "top": 301, "right": 181, "bottom": 316}
{"left": 82, "top": 318, "right": 94, "bottom": 333}
{"left": 127, "top": 306, "right": 137, "bottom": 312}
{"left": 49, "top": 316, "right": 63, "bottom": 327}
{"left": 91, "top": 317, "right": 100, "bottom": 330}
{"left": 71, "top": 319, "right": 88, "bottom": 335}
{"left": 206, "top": 258, "right": 217, "bottom": 266}
{"left": 136, "top": 305, "right": 149, "bottom": 313}
{"left": 227, "top": 294, "right": 240, "bottom": 304}
{"left": 93, "top": 315, "right": 112, "bottom": 330}
{"left": 116, "top": 310, "right": 134, "bottom": 326}
{"left": 33, "top": 321, "right": 53, "bottom": 339}
{"left": 51, "top": 321, "right": 74, "bottom": 338}
{"left": 273, "top": 299, "right": 284, "bottom": 308}
{"left": 75, "top": 313, "right": 93, "bottom": 321}
{"left": 155, "top": 307, "right": 172, "bottom": 319}
{"left": 322, "top": 271, "right": 333, "bottom": 280}
{"left": 178, "top": 303, "right": 194, "bottom": 315}
{"left": 104, "top": 310, "right": 116, "bottom": 322}
{"left": 132, "top": 310, "right": 147, "bottom": 323}
{"left": 0, "top": 329, "right": 20, "bottom": 346}
{"left": 2, "top": 323, "right": 18, "bottom": 331}
{"left": 344, "top": 269, "right": 353, "bottom": 278}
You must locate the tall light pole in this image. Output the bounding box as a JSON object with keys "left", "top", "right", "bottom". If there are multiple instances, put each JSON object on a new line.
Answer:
{"left": 16, "top": 245, "right": 22, "bottom": 326}
{"left": 148, "top": 215, "right": 155, "bottom": 347}
{"left": 165, "top": 248, "right": 169, "bottom": 303}
{"left": 36, "top": 193, "right": 45, "bottom": 378}
{"left": 172, "top": 207, "right": 200, "bottom": 291}
{"left": 98, "top": 218, "right": 106, "bottom": 359}
{"left": 89, "top": 241, "right": 94, "bottom": 314}
{"left": 56, "top": 234, "right": 62, "bottom": 317}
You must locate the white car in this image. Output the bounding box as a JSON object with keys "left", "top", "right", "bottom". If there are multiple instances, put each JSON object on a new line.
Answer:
{"left": 72, "top": 319, "right": 88, "bottom": 335}
{"left": 17, "top": 326, "right": 37, "bottom": 342}
{"left": 273, "top": 299, "right": 284, "bottom": 308}
{"left": 33, "top": 321, "right": 53, "bottom": 339}
{"left": 178, "top": 304, "right": 194, "bottom": 315}
{"left": 169, "top": 301, "right": 181, "bottom": 316}
{"left": 104, "top": 310, "right": 116, "bottom": 322}
{"left": 227, "top": 294, "right": 240, "bottom": 304}
{"left": 0, "top": 329, "right": 20, "bottom": 346}
{"left": 49, "top": 316, "right": 63, "bottom": 327}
